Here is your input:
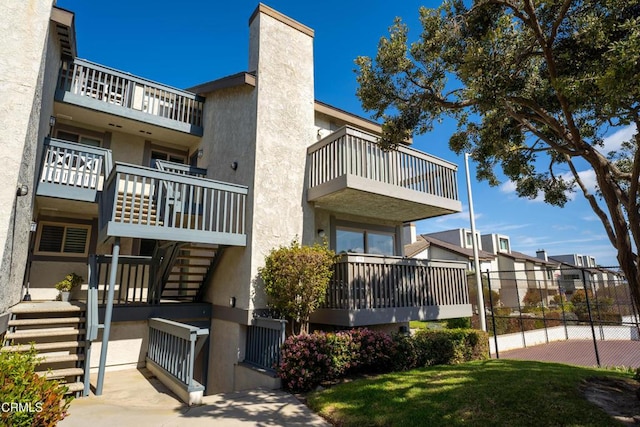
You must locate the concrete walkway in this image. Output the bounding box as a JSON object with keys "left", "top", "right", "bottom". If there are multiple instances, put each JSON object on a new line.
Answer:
{"left": 59, "top": 368, "right": 330, "bottom": 427}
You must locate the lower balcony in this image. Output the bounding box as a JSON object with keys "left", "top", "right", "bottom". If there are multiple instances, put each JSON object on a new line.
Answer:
{"left": 310, "top": 254, "right": 471, "bottom": 327}
{"left": 307, "top": 126, "right": 462, "bottom": 222}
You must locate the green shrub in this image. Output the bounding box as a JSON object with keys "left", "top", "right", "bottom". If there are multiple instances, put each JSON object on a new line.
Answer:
{"left": 277, "top": 328, "right": 488, "bottom": 392}
{"left": 446, "top": 317, "right": 471, "bottom": 329}
{"left": 259, "top": 239, "right": 335, "bottom": 335}
{"left": 0, "top": 348, "right": 72, "bottom": 426}
{"left": 415, "top": 329, "right": 489, "bottom": 366}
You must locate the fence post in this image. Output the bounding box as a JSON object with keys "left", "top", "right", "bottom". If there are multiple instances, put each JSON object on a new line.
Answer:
{"left": 537, "top": 280, "right": 549, "bottom": 344}
{"left": 513, "top": 276, "right": 526, "bottom": 348}
{"left": 581, "top": 268, "right": 601, "bottom": 367}
{"left": 485, "top": 270, "right": 499, "bottom": 359}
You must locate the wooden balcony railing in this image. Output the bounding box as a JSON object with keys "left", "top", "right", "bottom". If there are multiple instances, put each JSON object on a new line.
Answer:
{"left": 99, "top": 163, "right": 247, "bottom": 246}
{"left": 37, "top": 138, "right": 113, "bottom": 202}
{"left": 56, "top": 58, "right": 204, "bottom": 135}
{"left": 155, "top": 159, "right": 207, "bottom": 177}
{"left": 324, "top": 254, "right": 469, "bottom": 310}
{"left": 308, "top": 126, "right": 459, "bottom": 201}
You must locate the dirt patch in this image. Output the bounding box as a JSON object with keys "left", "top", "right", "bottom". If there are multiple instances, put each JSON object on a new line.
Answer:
{"left": 580, "top": 377, "right": 640, "bottom": 426}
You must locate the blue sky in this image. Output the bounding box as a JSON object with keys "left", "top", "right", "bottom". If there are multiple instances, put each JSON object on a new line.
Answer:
{"left": 57, "top": 0, "right": 633, "bottom": 267}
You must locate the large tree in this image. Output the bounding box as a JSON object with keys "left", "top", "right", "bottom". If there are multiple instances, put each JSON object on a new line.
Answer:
{"left": 356, "top": 0, "right": 640, "bottom": 310}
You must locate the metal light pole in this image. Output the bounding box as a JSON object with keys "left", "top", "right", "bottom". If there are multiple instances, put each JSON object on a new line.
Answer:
{"left": 465, "top": 153, "right": 486, "bottom": 331}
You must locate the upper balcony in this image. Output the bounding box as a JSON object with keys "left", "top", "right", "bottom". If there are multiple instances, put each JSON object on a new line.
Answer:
{"left": 55, "top": 58, "right": 204, "bottom": 136}
{"left": 307, "top": 126, "right": 462, "bottom": 222}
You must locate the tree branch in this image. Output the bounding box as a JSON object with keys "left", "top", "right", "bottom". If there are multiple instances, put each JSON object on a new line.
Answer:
{"left": 548, "top": 0, "right": 573, "bottom": 47}
{"left": 565, "top": 155, "right": 619, "bottom": 248}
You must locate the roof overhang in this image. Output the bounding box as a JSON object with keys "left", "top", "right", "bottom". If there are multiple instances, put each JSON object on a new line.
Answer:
{"left": 51, "top": 6, "right": 77, "bottom": 58}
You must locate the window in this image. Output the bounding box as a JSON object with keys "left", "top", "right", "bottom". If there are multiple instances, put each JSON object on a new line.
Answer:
{"left": 499, "top": 238, "right": 509, "bottom": 251}
{"left": 56, "top": 130, "right": 101, "bottom": 147}
{"left": 336, "top": 227, "right": 395, "bottom": 256}
{"left": 466, "top": 233, "right": 473, "bottom": 246}
{"left": 150, "top": 150, "right": 186, "bottom": 168}
{"left": 546, "top": 268, "right": 553, "bottom": 280}
{"left": 35, "top": 222, "right": 90, "bottom": 257}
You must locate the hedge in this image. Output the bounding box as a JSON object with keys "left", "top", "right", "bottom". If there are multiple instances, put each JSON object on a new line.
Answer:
{"left": 277, "top": 328, "right": 488, "bottom": 392}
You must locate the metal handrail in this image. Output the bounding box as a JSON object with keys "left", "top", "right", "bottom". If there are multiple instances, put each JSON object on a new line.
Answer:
{"left": 147, "top": 318, "right": 209, "bottom": 392}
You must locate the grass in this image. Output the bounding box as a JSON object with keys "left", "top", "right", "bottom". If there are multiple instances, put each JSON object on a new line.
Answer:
{"left": 409, "top": 320, "right": 445, "bottom": 330}
{"left": 306, "top": 359, "right": 631, "bottom": 427}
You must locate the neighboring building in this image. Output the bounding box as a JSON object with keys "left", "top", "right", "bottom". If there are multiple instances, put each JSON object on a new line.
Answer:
{"left": 406, "top": 227, "right": 497, "bottom": 273}
{"left": 548, "top": 252, "right": 624, "bottom": 293}
{"left": 487, "top": 245, "right": 560, "bottom": 308}
{"left": 0, "top": 3, "right": 471, "bottom": 396}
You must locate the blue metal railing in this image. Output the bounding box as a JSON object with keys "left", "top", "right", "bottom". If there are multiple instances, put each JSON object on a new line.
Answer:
{"left": 147, "top": 318, "right": 209, "bottom": 393}
{"left": 244, "top": 317, "right": 287, "bottom": 373}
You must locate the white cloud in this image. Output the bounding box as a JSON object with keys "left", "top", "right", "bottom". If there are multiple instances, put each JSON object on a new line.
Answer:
{"left": 600, "top": 124, "right": 637, "bottom": 154}
{"left": 499, "top": 180, "right": 516, "bottom": 194}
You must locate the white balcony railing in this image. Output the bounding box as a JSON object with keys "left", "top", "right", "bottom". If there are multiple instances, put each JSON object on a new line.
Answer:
{"left": 56, "top": 58, "right": 204, "bottom": 133}
{"left": 37, "top": 138, "right": 113, "bottom": 201}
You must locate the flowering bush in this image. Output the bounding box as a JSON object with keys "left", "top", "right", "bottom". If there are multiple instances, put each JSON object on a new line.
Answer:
{"left": 349, "top": 328, "right": 396, "bottom": 373}
{"left": 278, "top": 332, "right": 333, "bottom": 392}
{"left": 277, "top": 328, "right": 489, "bottom": 392}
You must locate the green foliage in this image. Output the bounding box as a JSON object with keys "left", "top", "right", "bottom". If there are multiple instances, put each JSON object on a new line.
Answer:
{"left": 522, "top": 289, "right": 543, "bottom": 307}
{"left": 414, "top": 329, "right": 489, "bottom": 366}
{"left": 277, "top": 327, "right": 488, "bottom": 392}
{"left": 355, "top": 0, "right": 640, "bottom": 313}
{"left": 0, "top": 348, "right": 72, "bottom": 426}
{"left": 259, "top": 239, "right": 335, "bottom": 335}
{"left": 54, "top": 273, "right": 83, "bottom": 292}
{"left": 446, "top": 317, "right": 471, "bottom": 329}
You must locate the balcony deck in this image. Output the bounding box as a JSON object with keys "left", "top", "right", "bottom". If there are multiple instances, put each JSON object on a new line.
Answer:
{"left": 55, "top": 58, "right": 204, "bottom": 136}
{"left": 310, "top": 254, "right": 472, "bottom": 327}
{"left": 307, "top": 127, "right": 462, "bottom": 222}
{"left": 36, "top": 138, "right": 112, "bottom": 202}
{"left": 99, "top": 163, "right": 248, "bottom": 246}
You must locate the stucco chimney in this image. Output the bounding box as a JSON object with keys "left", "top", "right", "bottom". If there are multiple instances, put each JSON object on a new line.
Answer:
{"left": 536, "top": 249, "right": 548, "bottom": 261}
{"left": 403, "top": 222, "right": 417, "bottom": 245}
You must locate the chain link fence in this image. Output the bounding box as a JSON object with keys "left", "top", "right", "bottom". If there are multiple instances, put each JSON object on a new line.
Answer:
{"left": 468, "top": 267, "right": 640, "bottom": 368}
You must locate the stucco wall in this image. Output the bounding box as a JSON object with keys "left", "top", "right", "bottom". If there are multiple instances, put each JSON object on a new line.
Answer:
{"left": 0, "top": 1, "right": 55, "bottom": 313}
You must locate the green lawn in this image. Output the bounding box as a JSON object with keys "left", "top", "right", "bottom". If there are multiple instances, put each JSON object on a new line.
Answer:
{"left": 307, "top": 359, "right": 630, "bottom": 427}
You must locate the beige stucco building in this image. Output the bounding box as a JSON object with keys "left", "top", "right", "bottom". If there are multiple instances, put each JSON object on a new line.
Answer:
{"left": 1, "top": 3, "right": 472, "bottom": 397}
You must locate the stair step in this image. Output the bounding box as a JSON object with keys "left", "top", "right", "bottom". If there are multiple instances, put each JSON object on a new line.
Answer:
{"left": 9, "top": 317, "right": 85, "bottom": 327}
{"left": 162, "top": 288, "right": 199, "bottom": 292}
{"left": 38, "top": 354, "right": 84, "bottom": 364}
{"left": 36, "top": 367, "right": 84, "bottom": 379}
{"left": 10, "top": 302, "right": 84, "bottom": 314}
{"left": 116, "top": 204, "right": 158, "bottom": 214}
{"left": 5, "top": 328, "right": 84, "bottom": 340}
{"left": 175, "top": 254, "right": 214, "bottom": 260}
{"left": 65, "top": 382, "right": 85, "bottom": 394}
{"left": 2, "top": 341, "right": 84, "bottom": 353}
{"left": 164, "top": 280, "right": 203, "bottom": 284}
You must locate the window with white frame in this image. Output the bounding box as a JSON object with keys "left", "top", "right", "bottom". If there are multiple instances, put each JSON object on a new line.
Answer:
{"left": 35, "top": 222, "right": 90, "bottom": 257}
{"left": 336, "top": 226, "right": 395, "bottom": 256}
{"left": 499, "top": 238, "right": 509, "bottom": 251}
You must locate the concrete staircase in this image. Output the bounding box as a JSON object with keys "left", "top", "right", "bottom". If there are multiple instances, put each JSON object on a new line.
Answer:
{"left": 1, "top": 302, "right": 87, "bottom": 396}
{"left": 162, "top": 243, "right": 219, "bottom": 302}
